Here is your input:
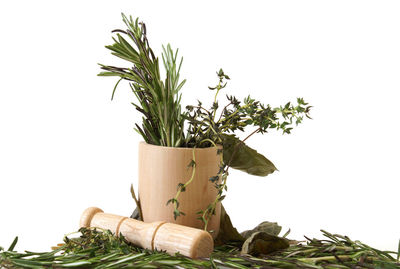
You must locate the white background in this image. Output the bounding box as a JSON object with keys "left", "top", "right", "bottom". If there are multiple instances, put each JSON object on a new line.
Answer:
{"left": 1, "top": 1, "right": 399, "bottom": 252}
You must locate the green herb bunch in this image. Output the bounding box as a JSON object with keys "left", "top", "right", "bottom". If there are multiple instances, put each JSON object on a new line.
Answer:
{"left": 99, "top": 14, "right": 186, "bottom": 147}
{"left": 185, "top": 69, "right": 312, "bottom": 148}
{"left": 1, "top": 229, "right": 399, "bottom": 268}
{"left": 170, "top": 69, "right": 311, "bottom": 229}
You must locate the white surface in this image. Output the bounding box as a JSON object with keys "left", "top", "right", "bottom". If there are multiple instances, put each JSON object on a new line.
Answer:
{"left": 0, "top": 0, "right": 399, "bottom": 252}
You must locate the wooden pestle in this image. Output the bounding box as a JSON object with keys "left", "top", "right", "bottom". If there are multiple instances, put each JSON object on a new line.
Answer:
{"left": 80, "top": 207, "right": 214, "bottom": 259}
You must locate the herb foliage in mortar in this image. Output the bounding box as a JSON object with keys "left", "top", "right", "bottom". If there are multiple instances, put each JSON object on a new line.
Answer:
{"left": 99, "top": 14, "right": 312, "bottom": 231}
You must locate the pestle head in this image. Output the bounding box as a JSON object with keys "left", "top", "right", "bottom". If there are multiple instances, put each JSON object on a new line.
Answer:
{"left": 153, "top": 223, "right": 214, "bottom": 258}
{"left": 80, "top": 207, "right": 103, "bottom": 228}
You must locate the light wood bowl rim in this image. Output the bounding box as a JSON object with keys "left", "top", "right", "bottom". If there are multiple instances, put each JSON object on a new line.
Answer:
{"left": 139, "top": 141, "right": 222, "bottom": 151}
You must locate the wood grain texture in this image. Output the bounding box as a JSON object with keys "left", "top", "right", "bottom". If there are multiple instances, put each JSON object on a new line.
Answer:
{"left": 80, "top": 207, "right": 214, "bottom": 258}
{"left": 138, "top": 142, "right": 222, "bottom": 238}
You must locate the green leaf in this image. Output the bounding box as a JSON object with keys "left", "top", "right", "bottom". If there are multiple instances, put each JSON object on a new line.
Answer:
{"left": 397, "top": 239, "right": 400, "bottom": 262}
{"left": 111, "top": 78, "right": 123, "bottom": 100}
{"left": 7, "top": 236, "right": 18, "bottom": 251}
{"left": 104, "top": 253, "right": 146, "bottom": 267}
{"left": 222, "top": 134, "right": 277, "bottom": 176}
{"left": 156, "top": 260, "right": 182, "bottom": 265}
{"left": 224, "top": 261, "right": 249, "bottom": 269}
{"left": 61, "top": 261, "right": 93, "bottom": 267}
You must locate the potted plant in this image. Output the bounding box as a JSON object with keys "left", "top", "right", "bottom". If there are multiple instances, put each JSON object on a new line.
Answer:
{"left": 98, "top": 14, "right": 311, "bottom": 239}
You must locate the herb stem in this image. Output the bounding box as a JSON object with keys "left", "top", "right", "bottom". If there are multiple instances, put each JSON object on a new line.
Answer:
{"left": 242, "top": 127, "right": 261, "bottom": 143}
{"left": 172, "top": 148, "right": 197, "bottom": 219}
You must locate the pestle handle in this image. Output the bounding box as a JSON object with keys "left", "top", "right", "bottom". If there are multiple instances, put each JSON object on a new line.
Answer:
{"left": 79, "top": 207, "right": 214, "bottom": 258}
{"left": 79, "top": 207, "right": 163, "bottom": 250}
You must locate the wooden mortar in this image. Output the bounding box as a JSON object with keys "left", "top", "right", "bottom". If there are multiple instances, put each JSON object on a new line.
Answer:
{"left": 138, "top": 142, "right": 222, "bottom": 238}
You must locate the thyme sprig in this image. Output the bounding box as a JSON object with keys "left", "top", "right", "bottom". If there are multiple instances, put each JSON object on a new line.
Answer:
{"left": 173, "top": 70, "right": 312, "bottom": 229}
{"left": 166, "top": 149, "right": 196, "bottom": 220}
{"left": 185, "top": 69, "right": 312, "bottom": 149}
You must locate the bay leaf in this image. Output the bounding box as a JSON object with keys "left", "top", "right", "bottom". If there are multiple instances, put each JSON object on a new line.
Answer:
{"left": 241, "top": 221, "right": 282, "bottom": 239}
{"left": 214, "top": 205, "right": 245, "bottom": 246}
{"left": 240, "top": 232, "right": 289, "bottom": 256}
{"left": 222, "top": 134, "right": 277, "bottom": 177}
